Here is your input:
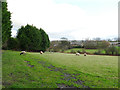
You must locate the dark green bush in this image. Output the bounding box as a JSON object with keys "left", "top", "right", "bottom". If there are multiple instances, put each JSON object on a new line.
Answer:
{"left": 77, "top": 50, "right": 81, "bottom": 53}
{"left": 7, "top": 37, "right": 18, "bottom": 50}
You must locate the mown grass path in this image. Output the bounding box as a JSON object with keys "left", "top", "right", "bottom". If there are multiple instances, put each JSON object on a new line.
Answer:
{"left": 2, "top": 50, "right": 118, "bottom": 88}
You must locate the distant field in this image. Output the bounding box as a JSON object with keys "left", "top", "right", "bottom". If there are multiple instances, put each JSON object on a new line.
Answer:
{"left": 64, "top": 48, "right": 105, "bottom": 54}
{"left": 64, "top": 47, "right": 120, "bottom": 54}
{"left": 2, "top": 50, "right": 118, "bottom": 88}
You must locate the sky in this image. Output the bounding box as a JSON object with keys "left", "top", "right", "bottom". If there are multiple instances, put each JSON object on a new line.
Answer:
{"left": 7, "top": 0, "right": 119, "bottom": 40}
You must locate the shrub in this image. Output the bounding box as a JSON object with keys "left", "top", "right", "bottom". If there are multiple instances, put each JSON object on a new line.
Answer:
{"left": 7, "top": 37, "right": 18, "bottom": 50}
{"left": 115, "top": 49, "right": 118, "bottom": 55}
{"left": 73, "top": 45, "right": 83, "bottom": 48}
{"left": 104, "top": 46, "right": 117, "bottom": 55}
{"left": 94, "top": 52, "right": 98, "bottom": 55}
{"left": 98, "top": 49, "right": 102, "bottom": 54}
{"left": 61, "top": 49, "right": 64, "bottom": 53}
{"left": 114, "top": 48, "right": 120, "bottom": 55}
{"left": 94, "top": 49, "right": 102, "bottom": 55}
{"left": 104, "top": 48, "right": 110, "bottom": 55}
{"left": 70, "top": 50, "right": 76, "bottom": 54}
{"left": 77, "top": 50, "right": 81, "bottom": 53}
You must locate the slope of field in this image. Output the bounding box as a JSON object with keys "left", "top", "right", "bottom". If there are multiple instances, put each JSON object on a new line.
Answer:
{"left": 2, "top": 50, "right": 118, "bottom": 88}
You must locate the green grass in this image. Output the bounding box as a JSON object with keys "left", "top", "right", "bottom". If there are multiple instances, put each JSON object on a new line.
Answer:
{"left": 2, "top": 50, "right": 118, "bottom": 88}
{"left": 64, "top": 47, "right": 120, "bottom": 54}
{"left": 64, "top": 48, "right": 100, "bottom": 54}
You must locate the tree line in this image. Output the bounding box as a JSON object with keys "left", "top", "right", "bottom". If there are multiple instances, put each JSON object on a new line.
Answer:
{"left": 49, "top": 39, "right": 120, "bottom": 55}
{"left": 2, "top": 2, "right": 50, "bottom": 52}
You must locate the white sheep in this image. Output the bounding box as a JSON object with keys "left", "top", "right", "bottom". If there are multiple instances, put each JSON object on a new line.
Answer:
{"left": 76, "top": 53, "right": 80, "bottom": 56}
{"left": 84, "top": 53, "right": 87, "bottom": 56}
{"left": 40, "top": 51, "right": 43, "bottom": 54}
{"left": 20, "top": 51, "right": 26, "bottom": 55}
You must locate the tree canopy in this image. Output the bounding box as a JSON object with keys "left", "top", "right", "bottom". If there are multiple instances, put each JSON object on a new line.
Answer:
{"left": 40, "top": 28, "right": 50, "bottom": 51}
{"left": 17, "top": 24, "right": 50, "bottom": 51}
{"left": 2, "top": 2, "right": 12, "bottom": 48}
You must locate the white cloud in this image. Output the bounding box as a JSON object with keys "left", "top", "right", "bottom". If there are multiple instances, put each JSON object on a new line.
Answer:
{"left": 7, "top": 0, "right": 118, "bottom": 40}
{"left": 11, "top": 30, "right": 17, "bottom": 37}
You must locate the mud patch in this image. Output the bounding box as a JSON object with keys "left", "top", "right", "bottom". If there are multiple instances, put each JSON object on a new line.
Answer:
{"left": 74, "top": 79, "right": 89, "bottom": 88}
{"left": 57, "top": 83, "right": 75, "bottom": 88}
{"left": 74, "top": 79, "right": 84, "bottom": 85}
{"left": 48, "top": 65, "right": 65, "bottom": 72}
{"left": 60, "top": 73, "right": 90, "bottom": 88}
{"left": 38, "top": 61, "right": 46, "bottom": 67}
{"left": 37, "top": 59, "right": 89, "bottom": 88}
{"left": 47, "top": 65, "right": 55, "bottom": 68}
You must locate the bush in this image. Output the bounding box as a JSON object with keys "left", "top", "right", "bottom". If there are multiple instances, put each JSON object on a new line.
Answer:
{"left": 114, "top": 48, "right": 120, "bottom": 55}
{"left": 7, "top": 37, "right": 18, "bottom": 50}
{"left": 104, "top": 48, "right": 110, "bottom": 55}
{"left": 98, "top": 49, "right": 102, "bottom": 54}
{"left": 104, "top": 46, "right": 117, "bottom": 55}
{"left": 73, "top": 45, "right": 83, "bottom": 48}
{"left": 70, "top": 50, "right": 76, "bottom": 54}
{"left": 94, "top": 49, "right": 102, "bottom": 55}
{"left": 77, "top": 50, "right": 81, "bottom": 53}
{"left": 115, "top": 49, "right": 118, "bottom": 55}
{"left": 94, "top": 52, "right": 98, "bottom": 55}
{"left": 61, "top": 49, "right": 64, "bottom": 53}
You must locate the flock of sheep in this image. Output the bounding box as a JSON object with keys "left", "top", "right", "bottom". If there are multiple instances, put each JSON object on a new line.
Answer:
{"left": 20, "top": 51, "right": 87, "bottom": 56}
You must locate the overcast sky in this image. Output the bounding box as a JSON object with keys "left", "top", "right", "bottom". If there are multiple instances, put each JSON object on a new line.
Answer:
{"left": 7, "top": 0, "right": 118, "bottom": 40}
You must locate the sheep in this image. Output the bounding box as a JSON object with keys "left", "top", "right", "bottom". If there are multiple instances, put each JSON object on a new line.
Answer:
{"left": 20, "top": 51, "right": 26, "bottom": 55}
{"left": 84, "top": 53, "right": 87, "bottom": 56}
{"left": 76, "top": 53, "right": 80, "bottom": 56}
{"left": 40, "top": 51, "right": 43, "bottom": 54}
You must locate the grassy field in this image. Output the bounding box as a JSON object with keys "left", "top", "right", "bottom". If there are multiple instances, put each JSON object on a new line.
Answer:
{"left": 2, "top": 50, "right": 118, "bottom": 88}
{"left": 64, "top": 48, "right": 105, "bottom": 54}
{"left": 65, "top": 47, "right": 120, "bottom": 54}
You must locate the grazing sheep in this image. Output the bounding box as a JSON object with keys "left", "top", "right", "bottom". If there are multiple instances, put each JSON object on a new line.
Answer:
{"left": 20, "top": 51, "right": 26, "bottom": 55}
{"left": 40, "top": 51, "right": 43, "bottom": 54}
{"left": 76, "top": 53, "right": 80, "bottom": 56}
{"left": 84, "top": 53, "right": 87, "bottom": 56}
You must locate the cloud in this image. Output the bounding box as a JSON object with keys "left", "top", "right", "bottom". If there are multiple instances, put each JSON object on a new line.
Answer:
{"left": 7, "top": 0, "right": 118, "bottom": 40}
{"left": 11, "top": 30, "right": 17, "bottom": 37}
